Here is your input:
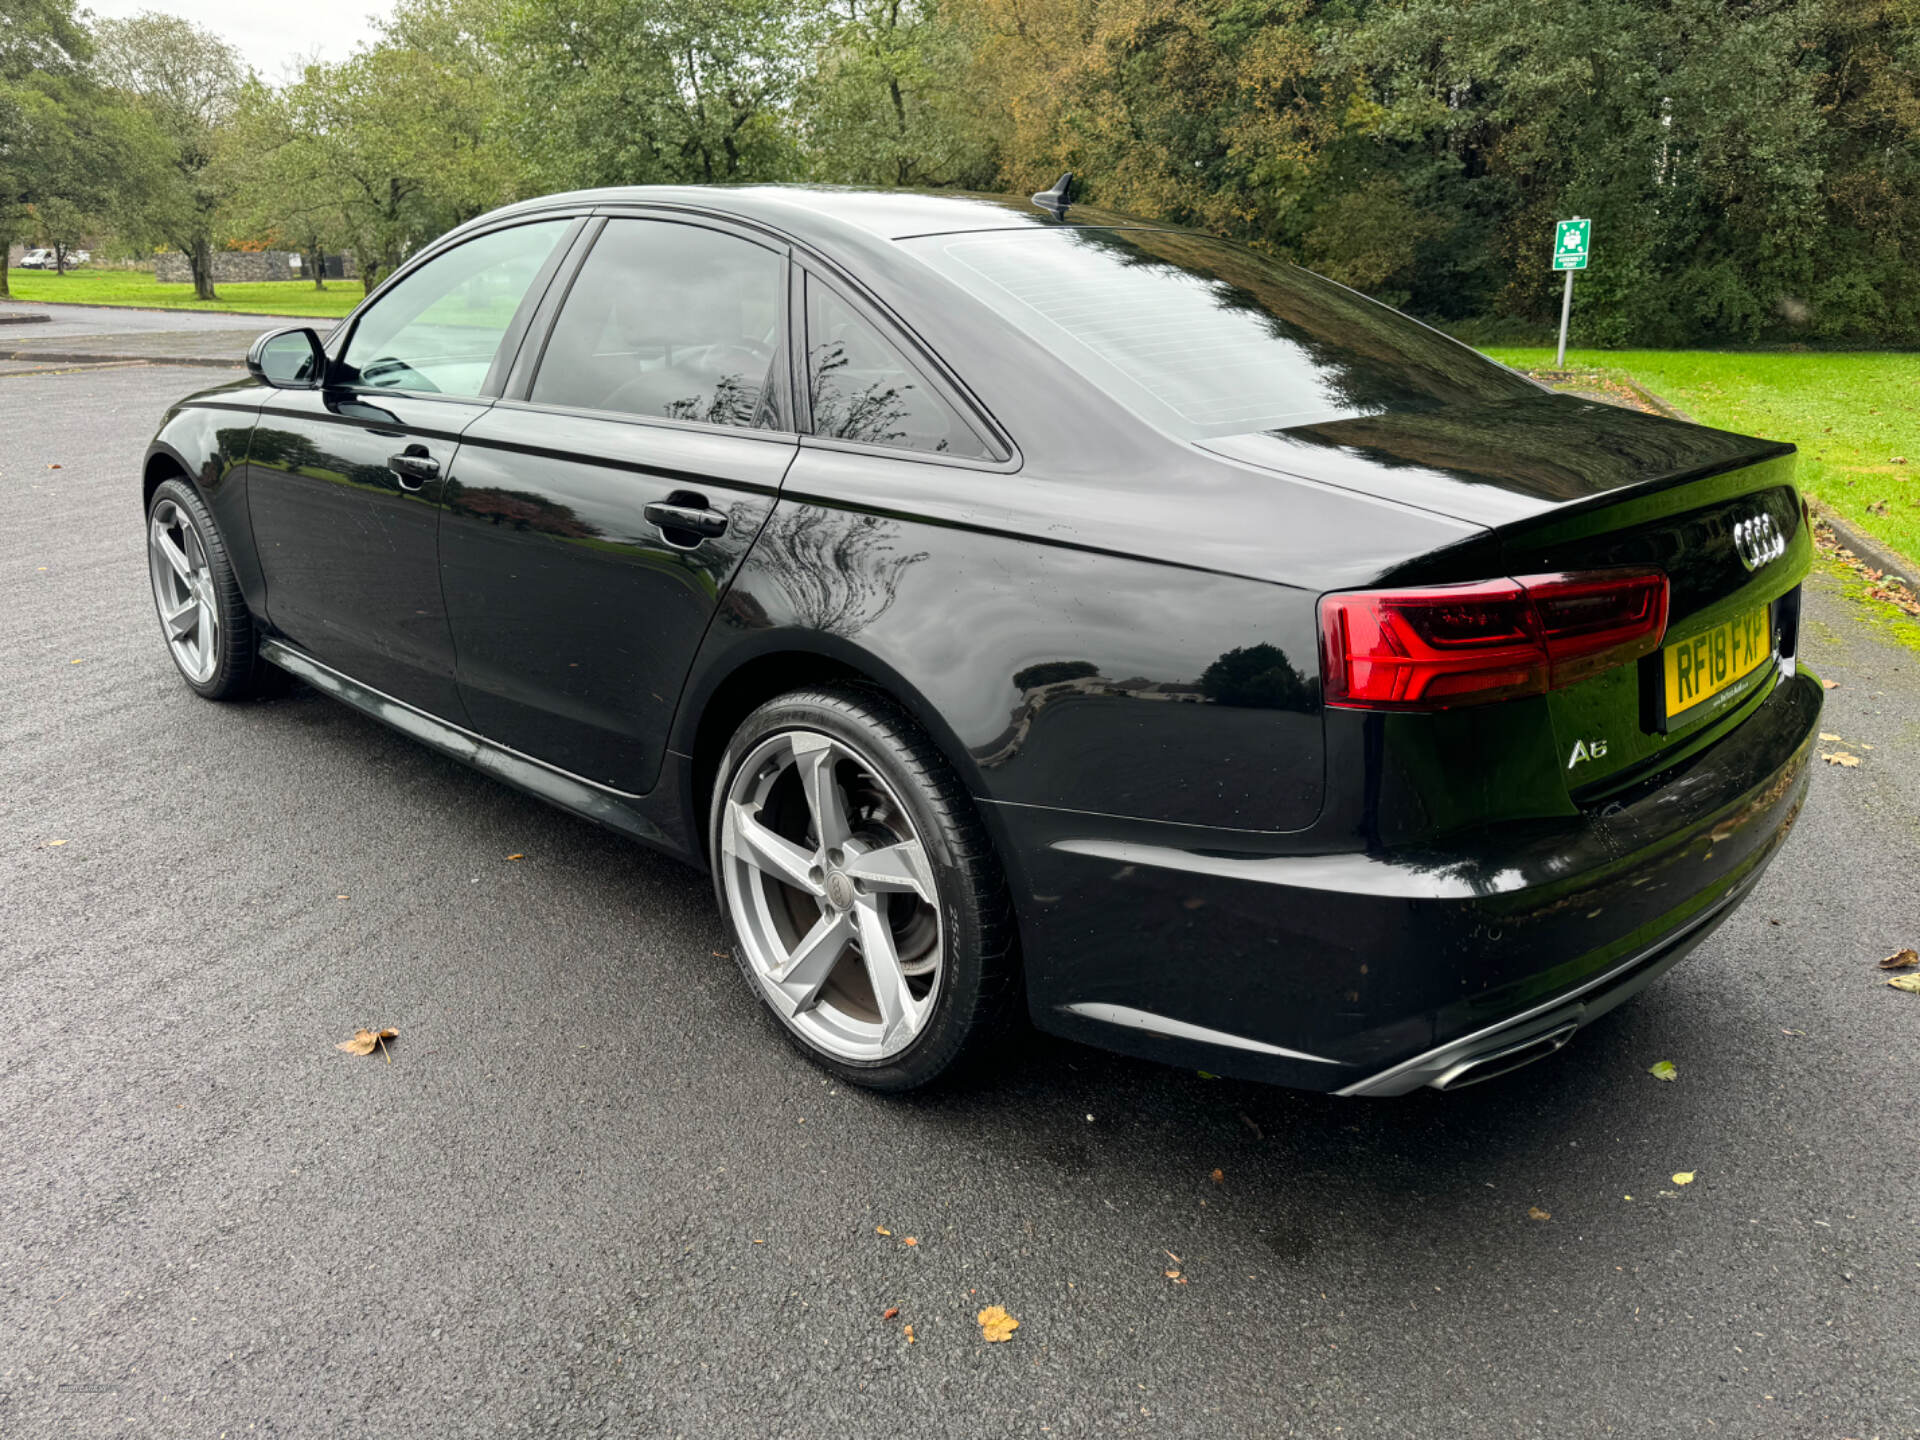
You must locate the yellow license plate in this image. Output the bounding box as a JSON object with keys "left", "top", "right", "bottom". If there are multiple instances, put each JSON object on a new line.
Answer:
{"left": 1663, "top": 604, "right": 1772, "bottom": 719}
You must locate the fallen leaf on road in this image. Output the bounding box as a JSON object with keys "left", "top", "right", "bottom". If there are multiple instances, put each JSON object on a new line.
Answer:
{"left": 1821, "top": 752, "right": 1861, "bottom": 767}
{"left": 42, "top": 839, "right": 67, "bottom": 847}
{"left": 1888, "top": 975, "right": 1920, "bottom": 994}
{"left": 977, "top": 1305, "right": 1019, "bottom": 1342}
{"left": 1781, "top": 1027, "right": 1806, "bottom": 1036}
{"left": 46, "top": 464, "right": 60, "bottom": 470}
{"left": 904, "top": 1324, "right": 915, "bottom": 1344}
{"left": 883, "top": 1307, "right": 899, "bottom": 1320}
{"left": 902, "top": 1236, "right": 918, "bottom": 1247}
{"left": 1879, "top": 948, "right": 1918, "bottom": 970}
{"left": 1165, "top": 1269, "right": 1188, "bottom": 1284}
{"left": 1672, "top": 1171, "right": 1696, "bottom": 1186}
{"left": 1819, "top": 732, "right": 1842, "bottom": 742}
{"left": 1164, "top": 1249, "right": 1181, "bottom": 1264}
{"left": 1210, "top": 1168, "right": 1224, "bottom": 1184}
{"left": 874, "top": 1226, "right": 891, "bottom": 1236}
{"left": 336, "top": 1027, "right": 398, "bottom": 1061}
{"left": 507, "top": 853, "right": 524, "bottom": 861}
{"left": 1648, "top": 1060, "right": 1677, "bottom": 1081}
{"left": 1820, "top": 678, "right": 1838, "bottom": 690}
{"left": 1528, "top": 1206, "right": 1551, "bottom": 1221}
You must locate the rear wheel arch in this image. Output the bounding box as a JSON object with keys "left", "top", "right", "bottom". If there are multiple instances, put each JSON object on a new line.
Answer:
{"left": 681, "top": 642, "right": 989, "bottom": 869}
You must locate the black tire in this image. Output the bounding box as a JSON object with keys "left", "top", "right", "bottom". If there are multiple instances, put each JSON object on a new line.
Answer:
{"left": 145, "top": 476, "right": 265, "bottom": 700}
{"left": 709, "top": 683, "right": 1019, "bottom": 1091}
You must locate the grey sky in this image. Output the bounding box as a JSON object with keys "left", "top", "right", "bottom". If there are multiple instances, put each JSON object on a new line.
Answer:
{"left": 83, "top": 0, "right": 397, "bottom": 81}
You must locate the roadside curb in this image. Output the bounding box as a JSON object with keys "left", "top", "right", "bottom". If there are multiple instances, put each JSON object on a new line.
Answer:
{"left": 1810, "top": 499, "right": 1918, "bottom": 589}
{"left": 1, "top": 349, "right": 243, "bottom": 369}
{"left": 1619, "top": 379, "right": 1692, "bottom": 424}
{"left": 0, "top": 298, "right": 342, "bottom": 322}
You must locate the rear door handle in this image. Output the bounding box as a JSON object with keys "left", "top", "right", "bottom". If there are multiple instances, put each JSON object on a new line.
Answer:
{"left": 643, "top": 498, "right": 729, "bottom": 544}
{"left": 388, "top": 447, "right": 440, "bottom": 490}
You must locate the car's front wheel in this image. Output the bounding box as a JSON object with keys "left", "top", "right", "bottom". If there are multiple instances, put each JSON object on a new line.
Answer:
{"left": 146, "top": 477, "right": 262, "bottom": 699}
{"left": 710, "top": 685, "right": 1017, "bottom": 1090}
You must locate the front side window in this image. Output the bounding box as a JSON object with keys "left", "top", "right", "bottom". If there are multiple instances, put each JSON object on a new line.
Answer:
{"left": 805, "top": 278, "right": 992, "bottom": 459}
{"left": 530, "top": 219, "right": 783, "bottom": 429}
{"left": 341, "top": 220, "right": 571, "bottom": 397}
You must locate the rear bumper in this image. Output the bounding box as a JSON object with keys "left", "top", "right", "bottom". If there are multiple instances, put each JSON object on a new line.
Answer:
{"left": 992, "top": 665, "right": 1821, "bottom": 1094}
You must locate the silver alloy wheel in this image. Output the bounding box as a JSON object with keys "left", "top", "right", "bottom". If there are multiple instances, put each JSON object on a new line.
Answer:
{"left": 721, "top": 729, "right": 943, "bottom": 1062}
{"left": 147, "top": 497, "right": 220, "bottom": 684}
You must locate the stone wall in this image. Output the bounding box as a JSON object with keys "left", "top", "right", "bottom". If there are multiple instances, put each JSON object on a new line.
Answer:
{"left": 152, "top": 250, "right": 360, "bottom": 283}
{"left": 154, "top": 250, "right": 300, "bottom": 283}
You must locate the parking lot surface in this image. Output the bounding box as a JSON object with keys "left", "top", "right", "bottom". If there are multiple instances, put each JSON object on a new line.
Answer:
{"left": 4, "top": 362, "right": 1918, "bottom": 1438}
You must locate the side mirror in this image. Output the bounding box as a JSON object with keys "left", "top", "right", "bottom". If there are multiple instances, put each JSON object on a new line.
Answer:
{"left": 247, "top": 327, "right": 328, "bottom": 389}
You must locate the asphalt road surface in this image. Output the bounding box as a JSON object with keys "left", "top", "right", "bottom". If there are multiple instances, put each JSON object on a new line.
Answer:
{"left": 1, "top": 296, "right": 312, "bottom": 369}
{"left": 5, "top": 360, "right": 1918, "bottom": 1440}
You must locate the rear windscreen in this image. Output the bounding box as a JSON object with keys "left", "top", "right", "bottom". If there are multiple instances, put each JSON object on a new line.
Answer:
{"left": 904, "top": 227, "right": 1538, "bottom": 439}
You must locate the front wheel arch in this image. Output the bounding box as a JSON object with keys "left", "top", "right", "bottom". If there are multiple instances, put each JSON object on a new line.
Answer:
{"left": 142, "top": 448, "right": 194, "bottom": 512}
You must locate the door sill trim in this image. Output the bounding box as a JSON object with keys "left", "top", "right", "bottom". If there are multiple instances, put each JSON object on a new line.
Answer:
{"left": 259, "top": 639, "right": 666, "bottom": 839}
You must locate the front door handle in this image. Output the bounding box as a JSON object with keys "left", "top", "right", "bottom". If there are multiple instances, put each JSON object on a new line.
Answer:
{"left": 643, "top": 498, "right": 729, "bottom": 545}
{"left": 388, "top": 447, "right": 440, "bottom": 491}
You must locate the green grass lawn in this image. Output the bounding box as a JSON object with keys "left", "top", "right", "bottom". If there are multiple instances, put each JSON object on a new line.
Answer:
{"left": 2, "top": 268, "right": 364, "bottom": 319}
{"left": 1484, "top": 348, "right": 1920, "bottom": 569}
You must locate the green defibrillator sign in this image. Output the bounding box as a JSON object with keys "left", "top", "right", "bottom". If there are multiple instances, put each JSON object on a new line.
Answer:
{"left": 1553, "top": 218, "right": 1590, "bottom": 271}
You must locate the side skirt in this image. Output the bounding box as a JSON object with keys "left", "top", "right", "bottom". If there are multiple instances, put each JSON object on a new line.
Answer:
{"left": 258, "top": 638, "right": 695, "bottom": 860}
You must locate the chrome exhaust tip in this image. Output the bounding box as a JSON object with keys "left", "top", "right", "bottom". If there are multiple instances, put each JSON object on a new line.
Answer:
{"left": 1429, "top": 1022, "right": 1580, "bottom": 1091}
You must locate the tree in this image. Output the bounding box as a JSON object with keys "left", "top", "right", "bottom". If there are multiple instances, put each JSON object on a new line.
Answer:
{"left": 958, "top": 0, "right": 1333, "bottom": 239}
{"left": 225, "top": 0, "right": 525, "bottom": 292}
{"left": 91, "top": 11, "right": 246, "bottom": 300}
{"left": 223, "top": 78, "right": 349, "bottom": 289}
{"left": 798, "top": 0, "right": 998, "bottom": 188}
{"left": 251, "top": 47, "right": 518, "bottom": 292}
{"left": 0, "top": 0, "right": 93, "bottom": 297}
{"left": 499, "top": 0, "right": 819, "bottom": 189}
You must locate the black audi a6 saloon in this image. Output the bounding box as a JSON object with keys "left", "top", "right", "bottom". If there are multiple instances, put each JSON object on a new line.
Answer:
{"left": 141, "top": 182, "right": 1819, "bottom": 1094}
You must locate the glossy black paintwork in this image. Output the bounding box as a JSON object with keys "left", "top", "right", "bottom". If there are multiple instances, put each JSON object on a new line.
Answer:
{"left": 1206, "top": 390, "right": 1793, "bottom": 526}
{"left": 246, "top": 388, "right": 486, "bottom": 719}
{"left": 143, "top": 380, "right": 268, "bottom": 609}
{"left": 140, "top": 184, "right": 1821, "bottom": 1094}
{"left": 690, "top": 466, "right": 1328, "bottom": 831}
{"left": 440, "top": 404, "right": 792, "bottom": 791}
{"left": 1014, "top": 669, "right": 1818, "bottom": 1087}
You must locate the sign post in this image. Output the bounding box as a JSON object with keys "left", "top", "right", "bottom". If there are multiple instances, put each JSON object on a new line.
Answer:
{"left": 1552, "top": 218, "right": 1589, "bottom": 369}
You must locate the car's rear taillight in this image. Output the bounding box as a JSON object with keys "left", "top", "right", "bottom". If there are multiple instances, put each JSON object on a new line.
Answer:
{"left": 1320, "top": 569, "right": 1669, "bottom": 710}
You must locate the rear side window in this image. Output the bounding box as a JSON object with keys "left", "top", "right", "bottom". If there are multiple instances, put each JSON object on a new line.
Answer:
{"left": 804, "top": 277, "right": 992, "bottom": 459}
{"left": 531, "top": 219, "right": 783, "bottom": 429}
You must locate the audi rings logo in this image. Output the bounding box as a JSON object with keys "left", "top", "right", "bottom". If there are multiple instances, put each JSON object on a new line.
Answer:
{"left": 1732, "top": 512, "right": 1785, "bottom": 572}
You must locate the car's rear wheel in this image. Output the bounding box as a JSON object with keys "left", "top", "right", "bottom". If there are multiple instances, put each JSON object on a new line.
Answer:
{"left": 710, "top": 685, "right": 1017, "bottom": 1090}
{"left": 146, "top": 477, "right": 262, "bottom": 699}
